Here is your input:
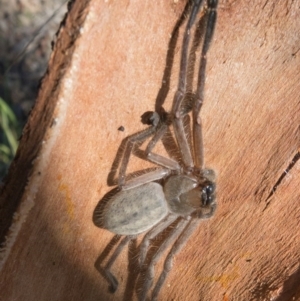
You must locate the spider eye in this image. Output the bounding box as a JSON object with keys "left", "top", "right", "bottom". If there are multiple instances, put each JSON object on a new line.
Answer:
{"left": 201, "top": 182, "right": 216, "bottom": 206}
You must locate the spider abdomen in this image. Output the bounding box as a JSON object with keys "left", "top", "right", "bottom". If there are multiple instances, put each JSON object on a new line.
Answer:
{"left": 103, "top": 182, "right": 168, "bottom": 236}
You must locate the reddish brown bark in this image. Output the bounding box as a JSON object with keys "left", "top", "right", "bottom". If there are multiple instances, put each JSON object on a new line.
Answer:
{"left": 0, "top": 1, "right": 299, "bottom": 300}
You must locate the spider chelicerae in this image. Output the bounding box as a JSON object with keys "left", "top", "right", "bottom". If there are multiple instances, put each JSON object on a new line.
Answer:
{"left": 94, "top": 0, "right": 218, "bottom": 300}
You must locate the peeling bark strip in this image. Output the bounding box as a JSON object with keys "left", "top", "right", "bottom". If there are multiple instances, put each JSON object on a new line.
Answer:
{"left": 0, "top": 1, "right": 299, "bottom": 301}
{"left": 0, "top": 0, "right": 92, "bottom": 247}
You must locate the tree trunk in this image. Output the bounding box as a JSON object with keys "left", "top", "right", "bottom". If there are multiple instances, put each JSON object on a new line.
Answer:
{"left": 0, "top": 0, "right": 299, "bottom": 300}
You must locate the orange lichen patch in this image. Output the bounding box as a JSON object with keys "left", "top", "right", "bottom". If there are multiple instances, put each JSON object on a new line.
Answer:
{"left": 197, "top": 265, "right": 240, "bottom": 289}
{"left": 58, "top": 183, "right": 74, "bottom": 220}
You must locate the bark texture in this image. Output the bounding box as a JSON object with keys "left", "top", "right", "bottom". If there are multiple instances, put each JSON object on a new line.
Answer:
{"left": 0, "top": 1, "right": 299, "bottom": 300}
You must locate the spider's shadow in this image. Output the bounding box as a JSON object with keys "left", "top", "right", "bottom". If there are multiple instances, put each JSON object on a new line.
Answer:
{"left": 94, "top": 0, "right": 209, "bottom": 299}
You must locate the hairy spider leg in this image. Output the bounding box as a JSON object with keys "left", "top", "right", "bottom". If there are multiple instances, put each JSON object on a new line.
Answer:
{"left": 151, "top": 204, "right": 216, "bottom": 301}
{"left": 119, "top": 121, "right": 181, "bottom": 191}
{"left": 145, "top": 124, "right": 181, "bottom": 171}
{"left": 103, "top": 235, "right": 137, "bottom": 292}
{"left": 172, "top": 0, "right": 206, "bottom": 169}
{"left": 150, "top": 217, "right": 198, "bottom": 301}
{"left": 138, "top": 214, "right": 179, "bottom": 267}
{"left": 193, "top": 0, "right": 218, "bottom": 169}
{"left": 118, "top": 1, "right": 208, "bottom": 188}
{"left": 118, "top": 126, "right": 157, "bottom": 187}
{"left": 139, "top": 217, "right": 191, "bottom": 301}
{"left": 133, "top": 0, "right": 217, "bottom": 181}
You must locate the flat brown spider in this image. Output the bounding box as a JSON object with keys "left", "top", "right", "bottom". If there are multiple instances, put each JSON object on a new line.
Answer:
{"left": 94, "top": 0, "right": 218, "bottom": 300}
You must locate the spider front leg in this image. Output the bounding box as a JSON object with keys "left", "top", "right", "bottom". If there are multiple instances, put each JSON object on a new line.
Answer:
{"left": 145, "top": 123, "right": 181, "bottom": 171}
{"left": 171, "top": 0, "right": 207, "bottom": 169}
{"left": 193, "top": 0, "right": 218, "bottom": 168}
{"left": 118, "top": 115, "right": 181, "bottom": 191}
{"left": 118, "top": 125, "right": 157, "bottom": 188}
